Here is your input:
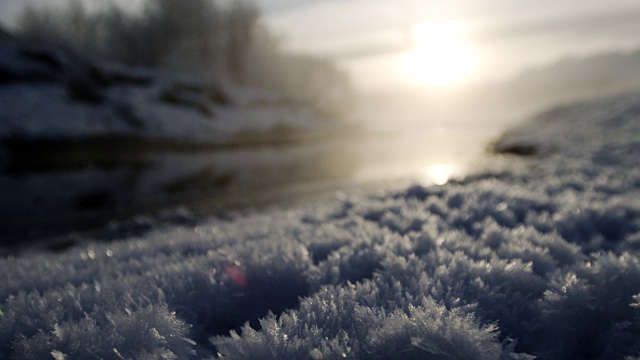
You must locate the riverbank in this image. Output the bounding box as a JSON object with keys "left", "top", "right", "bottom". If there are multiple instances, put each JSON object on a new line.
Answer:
{"left": 1, "top": 90, "right": 639, "bottom": 359}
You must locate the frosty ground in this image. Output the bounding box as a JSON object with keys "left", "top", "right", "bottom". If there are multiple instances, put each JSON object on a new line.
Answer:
{"left": 2, "top": 90, "right": 640, "bottom": 359}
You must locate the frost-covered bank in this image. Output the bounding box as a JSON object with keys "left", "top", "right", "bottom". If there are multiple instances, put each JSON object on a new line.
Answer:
{"left": 2, "top": 92, "right": 640, "bottom": 359}
{"left": 0, "top": 35, "right": 343, "bottom": 149}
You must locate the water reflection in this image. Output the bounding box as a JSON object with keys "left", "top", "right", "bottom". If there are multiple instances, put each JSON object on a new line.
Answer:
{"left": 422, "top": 164, "right": 459, "bottom": 185}
{"left": 0, "top": 115, "right": 500, "bottom": 242}
{"left": 0, "top": 140, "right": 356, "bottom": 238}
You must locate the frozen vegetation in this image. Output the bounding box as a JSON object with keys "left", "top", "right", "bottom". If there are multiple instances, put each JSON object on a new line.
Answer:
{"left": 1, "top": 85, "right": 640, "bottom": 359}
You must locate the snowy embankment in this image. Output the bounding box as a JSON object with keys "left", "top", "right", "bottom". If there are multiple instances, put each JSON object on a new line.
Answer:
{"left": 2, "top": 90, "right": 640, "bottom": 359}
{"left": 0, "top": 37, "right": 337, "bottom": 152}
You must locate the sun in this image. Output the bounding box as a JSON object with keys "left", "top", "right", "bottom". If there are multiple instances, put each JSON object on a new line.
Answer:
{"left": 403, "top": 22, "right": 475, "bottom": 88}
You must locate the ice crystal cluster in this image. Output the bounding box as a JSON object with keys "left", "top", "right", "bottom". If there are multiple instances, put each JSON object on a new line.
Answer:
{"left": 2, "top": 92, "right": 640, "bottom": 359}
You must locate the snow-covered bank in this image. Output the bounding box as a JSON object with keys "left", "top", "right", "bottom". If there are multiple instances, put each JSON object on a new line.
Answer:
{"left": 2, "top": 91, "right": 640, "bottom": 359}
{"left": 0, "top": 37, "right": 342, "bottom": 150}
{"left": 0, "top": 35, "right": 359, "bottom": 243}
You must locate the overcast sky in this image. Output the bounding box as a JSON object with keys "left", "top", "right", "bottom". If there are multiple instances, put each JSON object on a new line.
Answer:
{"left": 2, "top": 0, "right": 640, "bottom": 90}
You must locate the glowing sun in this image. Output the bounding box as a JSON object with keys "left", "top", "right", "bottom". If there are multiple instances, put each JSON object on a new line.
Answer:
{"left": 403, "top": 22, "right": 475, "bottom": 88}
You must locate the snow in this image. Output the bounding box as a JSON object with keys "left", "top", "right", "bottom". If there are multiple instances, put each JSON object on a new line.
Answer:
{"left": 0, "top": 84, "right": 131, "bottom": 139}
{"left": 2, "top": 89, "right": 640, "bottom": 359}
{"left": 0, "top": 40, "right": 340, "bottom": 146}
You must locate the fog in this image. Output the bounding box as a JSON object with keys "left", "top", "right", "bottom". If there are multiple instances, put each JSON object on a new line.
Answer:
{"left": 261, "top": 0, "right": 640, "bottom": 86}
{"left": 258, "top": 0, "right": 640, "bottom": 140}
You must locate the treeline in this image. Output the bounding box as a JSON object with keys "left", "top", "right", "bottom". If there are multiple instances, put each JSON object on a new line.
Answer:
{"left": 17, "top": 0, "right": 353, "bottom": 115}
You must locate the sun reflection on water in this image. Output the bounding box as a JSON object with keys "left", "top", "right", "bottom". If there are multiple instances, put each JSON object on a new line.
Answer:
{"left": 422, "top": 163, "right": 458, "bottom": 185}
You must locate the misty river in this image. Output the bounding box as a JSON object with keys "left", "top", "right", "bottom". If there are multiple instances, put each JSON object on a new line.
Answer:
{"left": 0, "top": 112, "right": 510, "bottom": 245}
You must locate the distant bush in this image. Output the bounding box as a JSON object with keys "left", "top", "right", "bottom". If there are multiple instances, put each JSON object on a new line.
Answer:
{"left": 16, "top": 0, "right": 354, "bottom": 115}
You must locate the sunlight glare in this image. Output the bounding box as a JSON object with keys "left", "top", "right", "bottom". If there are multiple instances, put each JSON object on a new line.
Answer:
{"left": 403, "top": 22, "right": 475, "bottom": 88}
{"left": 423, "top": 164, "right": 457, "bottom": 185}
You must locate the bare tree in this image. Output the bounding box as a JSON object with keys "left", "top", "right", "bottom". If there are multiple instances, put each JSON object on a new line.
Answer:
{"left": 15, "top": 0, "right": 354, "bottom": 115}
{"left": 223, "top": 0, "right": 259, "bottom": 84}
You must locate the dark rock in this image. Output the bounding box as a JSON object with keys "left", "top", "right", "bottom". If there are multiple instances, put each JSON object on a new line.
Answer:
{"left": 18, "top": 47, "right": 65, "bottom": 72}
{"left": 206, "top": 85, "right": 233, "bottom": 106}
{"left": 0, "top": 45, "right": 57, "bottom": 83}
{"left": 158, "top": 82, "right": 214, "bottom": 117}
{"left": 66, "top": 70, "right": 105, "bottom": 104}
{"left": 493, "top": 143, "right": 538, "bottom": 156}
{"left": 95, "top": 64, "right": 155, "bottom": 87}
{"left": 115, "top": 103, "right": 146, "bottom": 129}
{"left": 166, "top": 77, "right": 233, "bottom": 106}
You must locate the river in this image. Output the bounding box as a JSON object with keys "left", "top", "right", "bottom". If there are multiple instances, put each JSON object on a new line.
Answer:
{"left": 0, "top": 101, "right": 518, "bottom": 250}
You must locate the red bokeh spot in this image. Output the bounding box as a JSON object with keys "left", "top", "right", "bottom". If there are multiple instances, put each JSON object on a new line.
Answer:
{"left": 225, "top": 265, "right": 248, "bottom": 287}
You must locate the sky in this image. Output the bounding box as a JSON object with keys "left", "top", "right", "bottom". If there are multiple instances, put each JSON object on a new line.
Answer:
{"left": 256, "top": 0, "right": 640, "bottom": 91}
{"left": 1, "top": 0, "right": 640, "bottom": 92}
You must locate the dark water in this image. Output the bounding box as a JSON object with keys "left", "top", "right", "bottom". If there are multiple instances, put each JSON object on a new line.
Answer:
{"left": 0, "top": 119, "right": 502, "bottom": 249}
